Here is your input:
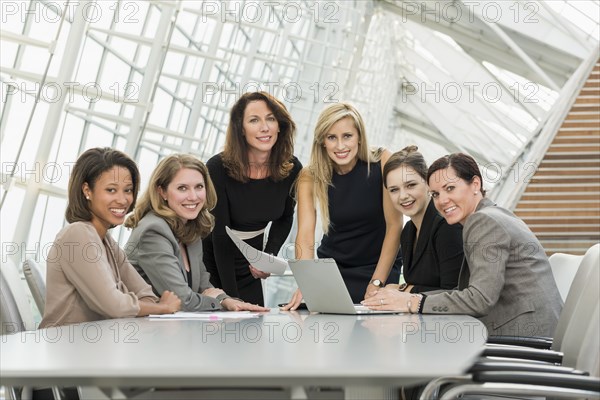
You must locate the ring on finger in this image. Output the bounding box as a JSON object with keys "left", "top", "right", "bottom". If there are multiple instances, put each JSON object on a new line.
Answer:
{"left": 380, "top": 299, "right": 384, "bottom": 306}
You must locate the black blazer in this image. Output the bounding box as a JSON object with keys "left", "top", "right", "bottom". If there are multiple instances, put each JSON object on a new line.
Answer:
{"left": 401, "top": 201, "right": 463, "bottom": 293}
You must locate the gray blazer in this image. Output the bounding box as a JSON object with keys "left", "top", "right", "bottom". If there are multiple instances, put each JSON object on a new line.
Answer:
{"left": 126, "top": 212, "right": 227, "bottom": 311}
{"left": 423, "top": 198, "right": 563, "bottom": 337}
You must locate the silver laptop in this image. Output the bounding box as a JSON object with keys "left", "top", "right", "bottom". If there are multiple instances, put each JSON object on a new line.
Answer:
{"left": 288, "top": 258, "right": 400, "bottom": 315}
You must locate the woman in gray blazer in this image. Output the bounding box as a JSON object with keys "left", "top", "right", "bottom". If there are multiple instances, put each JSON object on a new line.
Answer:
{"left": 363, "top": 153, "right": 563, "bottom": 337}
{"left": 125, "top": 154, "right": 268, "bottom": 312}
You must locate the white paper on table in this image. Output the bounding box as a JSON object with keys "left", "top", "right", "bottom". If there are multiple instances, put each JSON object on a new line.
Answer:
{"left": 225, "top": 226, "right": 288, "bottom": 275}
{"left": 149, "top": 311, "right": 260, "bottom": 320}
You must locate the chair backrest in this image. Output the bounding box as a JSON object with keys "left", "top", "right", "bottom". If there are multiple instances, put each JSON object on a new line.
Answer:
{"left": 0, "top": 260, "right": 36, "bottom": 331}
{"left": 548, "top": 252, "right": 584, "bottom": 302}
{"left": 574, "top": 303, "right": 599, "bottom": 377}
{"left": 23, "top": 258, "right": 46, "bottom": 315}
{"left": 552, "top": 243, "right": 600, "bottom": 350}
{"left": 0, "top": 272, "right": 25, "bottom": 335}
{"left": 558, "top": 254, "right": 599, "bottom": 365}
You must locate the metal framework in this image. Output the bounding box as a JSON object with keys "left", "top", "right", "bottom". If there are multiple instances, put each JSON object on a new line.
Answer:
{"left": 1, "top": 0, "right": 598, "bottom": 265}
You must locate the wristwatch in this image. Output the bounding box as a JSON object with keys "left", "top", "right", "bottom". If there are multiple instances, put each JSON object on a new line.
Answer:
{"left": 370, "top": 279, "right": 385, "bottom": 288}
{"left": 398, "top": 282, "right": 409, "bottom": 292}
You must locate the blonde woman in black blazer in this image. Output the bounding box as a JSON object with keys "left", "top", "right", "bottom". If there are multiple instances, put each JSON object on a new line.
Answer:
{"left": 382, "top": 146, "right": 463, "bottom": 294}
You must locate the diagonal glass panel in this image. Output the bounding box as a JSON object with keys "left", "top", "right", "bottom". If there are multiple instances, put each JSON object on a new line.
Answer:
{"left": 0, "top": 0, "right": 597, "bottom": 265}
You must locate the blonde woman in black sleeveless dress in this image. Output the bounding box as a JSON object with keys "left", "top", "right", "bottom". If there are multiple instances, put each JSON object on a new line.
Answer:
{"left": 283, "top": 103, "right": 402, "bottom": 308}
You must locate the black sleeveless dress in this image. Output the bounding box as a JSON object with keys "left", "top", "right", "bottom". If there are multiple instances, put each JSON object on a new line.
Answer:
{"left": 317, "top": 160, "right": 401, "bottom": 303}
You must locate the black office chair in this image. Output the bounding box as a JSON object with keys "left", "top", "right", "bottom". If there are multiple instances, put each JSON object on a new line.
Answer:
{"left": 421, "top": 302, "right": 600, "bottom": 399}
{"left": 437, "top": 305, "right": 600, "bottom": 400}
{"left": 420, "top": 244, "right": 600, "bottom": 399}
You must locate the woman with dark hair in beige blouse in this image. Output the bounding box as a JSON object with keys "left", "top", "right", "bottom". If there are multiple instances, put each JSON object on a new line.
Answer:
{"left": 40, "top": 147, "right": 181, "bottom": 328}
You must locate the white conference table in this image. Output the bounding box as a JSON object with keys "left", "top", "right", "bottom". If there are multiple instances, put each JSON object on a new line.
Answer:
{"left": 0, "top": 311, "right": 487, "bottom": 398}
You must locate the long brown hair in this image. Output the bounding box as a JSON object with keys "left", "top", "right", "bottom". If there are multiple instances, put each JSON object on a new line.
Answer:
{"left": 125, "top": 154, "right": 217, "bottom": 244}
{"left": 222, "top": 91, "right": 296, "bottom": 182}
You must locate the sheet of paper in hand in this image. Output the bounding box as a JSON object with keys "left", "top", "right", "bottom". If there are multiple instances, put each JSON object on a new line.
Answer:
{"left": 225, "top": 226, "right": 288, "bottom": 275}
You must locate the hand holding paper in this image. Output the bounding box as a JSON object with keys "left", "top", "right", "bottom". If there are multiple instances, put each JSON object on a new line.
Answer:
{"left": 249, "top": 265, "right": 271, "bottom": 279}
{"left": 226, "top": 226, "right": 288, "bottom": 275}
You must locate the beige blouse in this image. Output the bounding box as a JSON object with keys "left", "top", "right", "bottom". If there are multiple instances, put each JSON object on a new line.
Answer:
{"left": 40, "top": 221, "right": 158, "bottom": 328}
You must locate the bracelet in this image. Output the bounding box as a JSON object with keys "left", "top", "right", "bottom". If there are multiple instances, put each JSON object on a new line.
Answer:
{"left": 417, "top": 294, "right": 425, "bottom": 314}
{"left": 414, "top": 295, "right": 422, "bottom": 314}
{"left": 407, "top": 294, "right": 424, "bottom": 314}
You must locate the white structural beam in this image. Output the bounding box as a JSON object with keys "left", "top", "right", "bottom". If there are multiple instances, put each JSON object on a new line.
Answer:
{"left": 377, "top": 0, "right": 583, "bottom": 87}
{"left": 182, "top": 12, "right": 224, "bottom": 157}
{"left": 124, "top": 2, "right": 178, "bottom": 157}
{"left": 479, "top": 17, "right": 560, "bottom": 91}
{"left": 0, "top": 30, "right": 53, "bottom": 49}
{"left": 11, "top": 1, "right": 93, "bottom": 261}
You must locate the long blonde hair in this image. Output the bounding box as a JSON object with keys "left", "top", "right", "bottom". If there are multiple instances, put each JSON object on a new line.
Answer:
{"left": 306, "top": 102, "right": 381, "bottom": 234}
{"left": 125, "top": 154, "right": 217, "bottom": 244}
